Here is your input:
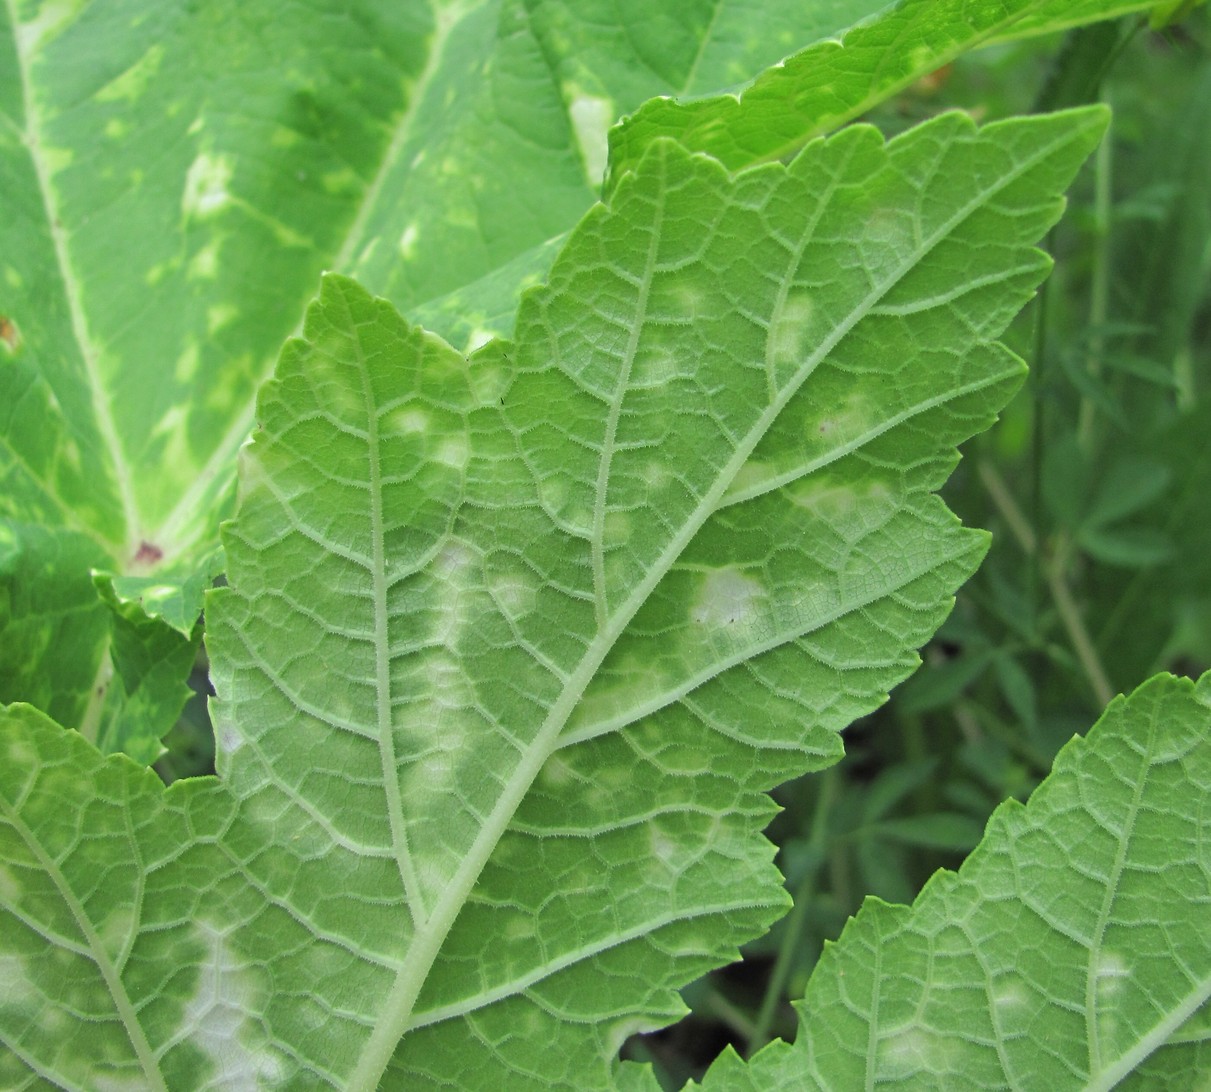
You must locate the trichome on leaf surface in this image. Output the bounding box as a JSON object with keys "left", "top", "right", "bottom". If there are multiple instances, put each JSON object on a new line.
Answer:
{"left": 2, "top": 1, "right": 1210, "bottom": 1088}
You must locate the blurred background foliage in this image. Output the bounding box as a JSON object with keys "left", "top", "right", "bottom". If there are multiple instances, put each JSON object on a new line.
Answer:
{"left": 623, "top": 7, "right": 1211, "bottom": 1084}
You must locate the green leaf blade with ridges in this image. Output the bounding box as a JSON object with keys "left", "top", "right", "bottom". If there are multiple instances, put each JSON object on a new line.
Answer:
{"left": 605, "top": 0, "right": 1165, "bottom": 192}
{"left": 696, "top": 671, "right": 1211, "bottom": 1090}
{"left": 2, "top": 0, "right": 891, "bottom": 759}
{"left": 2, "top": 105, "right": 1106, "bottom": 1088}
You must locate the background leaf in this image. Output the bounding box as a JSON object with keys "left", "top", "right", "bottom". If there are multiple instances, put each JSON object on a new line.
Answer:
{"left": 0, "top": 0, "right": 858, "bottom": 756}
{"left": 696, "top": 671, "right": 1211, "bottom": 1089}
{"left": 0, "top": 0, "right": 1178, "bottom": 763}
{"left": 605, "top": 0, "right": 1164, "bottom": 189}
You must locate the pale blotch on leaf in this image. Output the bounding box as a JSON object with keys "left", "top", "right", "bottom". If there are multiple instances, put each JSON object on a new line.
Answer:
{"left": 399, "top": 222, "right": 420, "bottom": 260}
{"left": 0, "top": 953, "right": 37, "bottom": 1010}
{"left": 769, "top": 290, "right": 814, "bottom": 370}
{"left": 174, "top": 345, "right": 199, "bottom": 383}
{"left": 633, "top": 345, "right": 680, "bottom": 388}
{"left": 490, "top": 572, "right": 538, "bottom": 619}
{"left": 143, "top": 259, "right": 173, "bottom": 287}
{"left": 95, "top": 42, "right": 164, "bottom": 103}
{"left": 0, "top": 863, "right": 20, "bottom": 903}
{"left": 879, "top": 1025, "right": 957, "bottom": 1079}
{"left": 217, "top": 723, "right": 242, "bottom": 756}
{"left": 1094, "top": 950, "right": 1131, "bottom": 997}
{"left": 805, "top": 393, "right": 874, "bottom": 448}
{"left": 269, "top": 125, "right": 300, "bottom": 149}
{"left": 189, "top": 240, "right": 221, "bottom": 280}
{"left": 604, "top": 509, "right": 631, "bottom": 545}
{"left": 206, "top": 304, "right": 238, "bottom": 336}
{"left": 539, "top": 753, "right": 576, "bottom": 789}
{"left": 429, "top": 585, "right": 469, "bottom": 645}
{"left": 321, "top": 166, "right": 359, "bottom": 196}
{"left": 722, "top": 459, "right": 776, "bottom": 503}
{"left": 465, "top": 327, "right": 495, "bottom": 354}
{"left": 234, "top": 449, "right": 272, "bottom": 506}
{"left": 97, "top": 906, "right": 135, "bottom": 965}
{"left": 41, "top": 144, "right": 74, "bottom": 175}
{"left": 648, "top": 825, "right": 680, "bottom": 869}
{"left": 567, "top": 654, "right": 668, "bottom": 736}
{"left": 640, "top": 460, "right": 672, "bottom": 491}
{"left": 60, "top": 438, "right": 83, "bottom": 474}
{"left": 180, "top": 923, "right": 285, "bottom": 1092}
{"left": 671, "top": 283, "right": 707, "bottom": 321}
{"left": 605, "top": 552, "right": 634, "bottom": 598}
{"left": 434, "top": 539, "right": 475, "bottom": 578}
{"left": 690, "top": 568, "right": 764, "bottom": 629}
{"left": 861, "top": 206, "right": 916, "bottom": 273}
{"left": 384, "top": 406, "right": 429, "bottom": 435}
{"left": 504, "top": 916, "right": 535, "bottom": 941}
{"left": 434, "top": 437, "right": 468, "bottom": 470}
{"left": 308, "top": 355, "right": 363, "bottom": 421}
{"left": 182, "top": 152, "right": 235, "bottom": 218}
{"left": 537, "top": 475, "right": 569, "bottom": 521}
{"left": 468, "top": 362, "right": 508, "bottom": 405}
{"left": 149, "top": 406, "right": 190, "bottom": 473}
{"left": 789, "top": 477, "right": 858, "bottom": 519}
{"left": 138, "top": 585, "right": 181, "bottom": 607}
{"left": 566, "top": 88, "right": 614, "bottom": 188}
{"left": 15, "top": 1, "right": 87, "bottom": 54}
{"left": 565, "top": 506, "right": 594, "bottom": 539}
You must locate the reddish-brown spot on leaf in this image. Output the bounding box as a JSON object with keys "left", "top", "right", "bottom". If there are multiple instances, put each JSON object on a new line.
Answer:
{"left": 0, "top": 315, "right": 19, "bottom": 352}
{"left": 135, "top": 541, "right": 164, "bottom": 565}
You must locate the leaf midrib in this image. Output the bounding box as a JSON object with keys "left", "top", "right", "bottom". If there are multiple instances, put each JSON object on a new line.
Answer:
{"left": 356, "top": 292, "right": 428, "bottom": 927}
{"left": 7, "top": 0, "right": 139, "bottom": 556}
{"left": 0, "top": 795, "right": 167, "bottom": 1091}
{"left": 150, "top": 0, "right": 486, "bottom": 557}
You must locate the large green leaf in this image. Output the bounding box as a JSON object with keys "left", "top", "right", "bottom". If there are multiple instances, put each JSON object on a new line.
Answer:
{"left": 0, "top": 0, "right": 867, "bottom": 756}
{"left": 0, "top": 106, "right": 1104, "bottom": 1087}
{"left": 605, "top": 0, "right": 1168, "bottom": 191}
{"left": 0, "top": 0, "right": 1180, "bottom": 763}
{"left": 697, "top": 671, "right": 1211, "bottom": 1089}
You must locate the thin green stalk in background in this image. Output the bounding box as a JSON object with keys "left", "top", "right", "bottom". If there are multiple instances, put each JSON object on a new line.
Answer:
{"left": 749, "top": 766, "right": 842, "bottom": 1054}
{"left": 1077, "top": 92, "right": 1115, "bottom": 451}
{"left": 979, "top": 463, "right": 1116, "bottom": 708}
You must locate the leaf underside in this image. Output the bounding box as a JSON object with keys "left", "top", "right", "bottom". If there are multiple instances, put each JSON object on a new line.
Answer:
{"left": 0, "top": 107, "right": 1105, "bottom": 1089}
{"left": 697, "top": 672, "right": 1211, "bottom": 1091}
{"left": 0, "top": 0, "right": 1163, "bottom": 765}
{"left": 0, "top": 0, "right": 881, "bottom": 759}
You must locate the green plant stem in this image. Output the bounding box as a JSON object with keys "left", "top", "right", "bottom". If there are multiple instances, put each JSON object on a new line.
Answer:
{"left": 703, "top": 989, "right": 759, "bottom": 1045}
{"left": 978, "top": 462, "right": 1115, "bottom": 708}
{"left": 1077, "top": 93, "right": 1114, "bottom": 451}
{"left": 951, "top": 698, "right": 985, "bottom": 744}
{"left": 748, "top": 766, "right": 841, "bottom": 1054}
{"left": 1028, "top": 241, "right": 1051, "bottom": 639}
{"left": 1046, "top": 538, "right": 1116, "bottom": 708}
{"left": 979, "top": 461, "right": 1037, "bottom": 554}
